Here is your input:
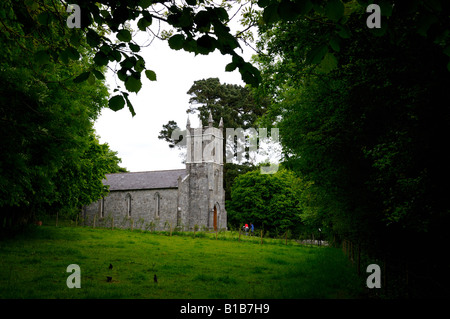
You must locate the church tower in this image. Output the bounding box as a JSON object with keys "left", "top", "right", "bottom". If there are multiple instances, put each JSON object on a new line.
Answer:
{"left": 182, "top": 112, "right": 226, "bottom": 231}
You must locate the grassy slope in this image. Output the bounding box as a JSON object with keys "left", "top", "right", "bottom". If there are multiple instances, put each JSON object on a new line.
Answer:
{"left": 0, "top": 226, "right": 364, "bottom": 299}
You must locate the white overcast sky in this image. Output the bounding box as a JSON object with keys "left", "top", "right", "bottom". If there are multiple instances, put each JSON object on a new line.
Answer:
{"left": 94, "top": 8, "right": 255, "bottom": 172}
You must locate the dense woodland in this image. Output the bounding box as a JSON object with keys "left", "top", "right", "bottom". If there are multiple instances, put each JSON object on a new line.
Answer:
{"left": 1, "top": 0, "right": 449, "bottom": 298}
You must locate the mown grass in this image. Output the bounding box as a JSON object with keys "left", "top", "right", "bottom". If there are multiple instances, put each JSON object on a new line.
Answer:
{"left": 0, "top": 225, "right": 364, "bottom": 299}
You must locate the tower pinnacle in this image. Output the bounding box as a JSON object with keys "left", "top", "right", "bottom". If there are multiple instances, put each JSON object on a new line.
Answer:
{"left": 208, "top": 111, "right": 213, "bottom": 127}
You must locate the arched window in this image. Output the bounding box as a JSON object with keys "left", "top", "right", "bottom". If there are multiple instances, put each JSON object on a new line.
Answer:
{"left": 99, "top": 196, "right": 105, "bottom": 218}
{"left": 125, "top": 193, "right": 132, "bottom": 218}
{"left": 154, "top": 192, "right": 161, "bottom": 218}
{"left": 214, "top": 169, "right": 219, "bottom": 194}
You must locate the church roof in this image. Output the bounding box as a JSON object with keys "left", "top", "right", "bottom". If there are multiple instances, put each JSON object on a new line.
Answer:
{"left": 104, "top": 169, "right": 187, "bottom": 191}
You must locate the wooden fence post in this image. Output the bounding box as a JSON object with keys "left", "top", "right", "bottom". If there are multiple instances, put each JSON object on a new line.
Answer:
{"left": 111, "top": 217, "right": 114, "bottom": 230}
{"left": 357, "top": 243, "right": 361, "bottom": 275}
{"left": 260, "top": 229, "right": 263, "bottom": 245}
{"left": 383, "top": 255, "right": 387, "bottom": 292}
{"left": 406, "top": 261, "right": 410, "bottom": 298}
{"left": 351, "top": 241, "right": 354, "bottom": 265}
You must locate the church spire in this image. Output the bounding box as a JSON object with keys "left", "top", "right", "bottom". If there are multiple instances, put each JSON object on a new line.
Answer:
{"left": 219, "top": 117, "right": 223, "bottom": 129}
{"left": 186, "top": 115, "right": 191, "bottom": 129}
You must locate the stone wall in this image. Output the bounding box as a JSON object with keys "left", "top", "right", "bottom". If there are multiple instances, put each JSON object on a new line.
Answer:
{"left": 83, "top": 188, "right": 179, "bottom": 231}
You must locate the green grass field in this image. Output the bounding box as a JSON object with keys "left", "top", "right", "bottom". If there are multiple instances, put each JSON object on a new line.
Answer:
{"left": 0, "top": 225, "right": 364, "bottom": 299}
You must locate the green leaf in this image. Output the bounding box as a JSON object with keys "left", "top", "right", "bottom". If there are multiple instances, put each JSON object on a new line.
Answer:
{"left": 66, "top": 46, "right": 80, "bottom": 60}
{"left": 117, "top": 69, "right": 127, "bottom": 82}
{"left": 100, "top": 44, "right": 112, "bottom": 55}
{"left": 117, "top": 29, "right": 132, "bottom": 42}
{"left": 325, "top": 0, "right": 344, "bottom": 22}
{"left": 168, "top": 34, "right": 185, "bottom": 50}
{"left": 137, "top": 17, "right": 152, "bottom": 31}
{"left": 225, "top": 62, "right": 237, "bottom": 72}
{"left": 239, "top": 62, "right": 261, "bottom": 87}
{"left": 70, "top": 32, "right": 81, "bottom": 46}
{"left": 120, "top": 56, "right": 136, "bottom": 70}
{"left": 93, "top": 51, "right": 109, "bottom": 66}
{"left": 379, "top": 1, "right": 393, "bottom": 16}
{"left": 139, "top": 0, "right": 153, "bottom": 8}
{"left": 92, "top": 69, "right": 105, "bottom": 80}
{"left": 100, "top": 10, "right": 110, "bottom": 18}
{"left": 108, "top": 95, "right": 125, "bottom": 111}
{"left": 444, "top": 45, "right": 450, "bottom": 57}
{"left": 336, "top": 24, "right": 351, "bottom": 39}
{"left": 183, "top": 38, "right": 197, "bottom": 52}
{"left": 86, "top": 29, "right": 102, "bottom": 47}
{"left": 213, "top": 7, "right": 228, "bottom": 21}
{"left": 24, "top": 0, "right": 38, "bottom": 10}
{"left": 122, "top": 92, "right": 136, "bottom": 117}
{"left": 263, "top": 3, "right": 279, "bottom": 24}
{"left": 87, "top": 72, "right": 96, "bottom": 85}
{"left": 306, "top": 44, "right": 328, "bottom": 65}
{"left": 329, "top": 36, "right": 341, "bottom": 52}
{"left": 109, "top": 49, "right": 122, "bottom": 62}
{"left": 125, "top": 75, "right": 142, "bottom": 93}
{"left": 145, "top": 70, "right": 157, "bottom": 81}
{"left": 416, "top": 13, "right": 438, "bottom": 37}
{"left": 257, "top": 0, "right": 271, "bottom": 8}
{"left": 197, "top": 35, "right": 216, "bottom": 55}
{"left": 135, "top": 58, "right": 145, "bottom": 72}
{"left": 73, "top": 71, "right": 91, "bottom": 83}
{"left": 129, "top": 42, "right": 141, "bottom": 52}
{"left": 369, "top": 20, "right": 388, "bottom": 37}
{"left": 278, "top": 0, "right": 299, "bottom": 21}
{"left": 295, "top": 0, "right": 312, "bottom": 15}
{"left": 59, "top": 50, "right": 69, "bottom": 64}
{"left": 37, "top": 12, "right": 52, "bottom": 25}
{"left": 34, "top": 50, "right": 50, "bottom": 64}
{"left": 318, "top": 52, "right": 338, "bottom": 73}
{"left": 194, "top": 11, "right": 211, "bottom": 32}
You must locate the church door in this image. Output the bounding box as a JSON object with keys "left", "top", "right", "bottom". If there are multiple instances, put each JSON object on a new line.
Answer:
{"left": 213, "top": 205, "right": 217, "bottom": 231}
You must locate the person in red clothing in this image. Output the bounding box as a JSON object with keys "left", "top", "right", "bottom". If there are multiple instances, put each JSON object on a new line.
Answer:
{"left": 244, "top": 223, "right": 249, "bottom": 235}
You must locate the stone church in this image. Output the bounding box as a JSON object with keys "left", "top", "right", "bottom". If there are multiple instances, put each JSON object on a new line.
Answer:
{"left": 83, "top": 113, "right": 227, "bottom": 231}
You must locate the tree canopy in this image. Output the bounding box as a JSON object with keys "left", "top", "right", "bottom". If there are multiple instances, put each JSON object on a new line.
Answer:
{"left": 252, "top": 0, "right": 450, "bottom": 297}
{"left": 0, "top": 0, "right": 124, "bottom": 230}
